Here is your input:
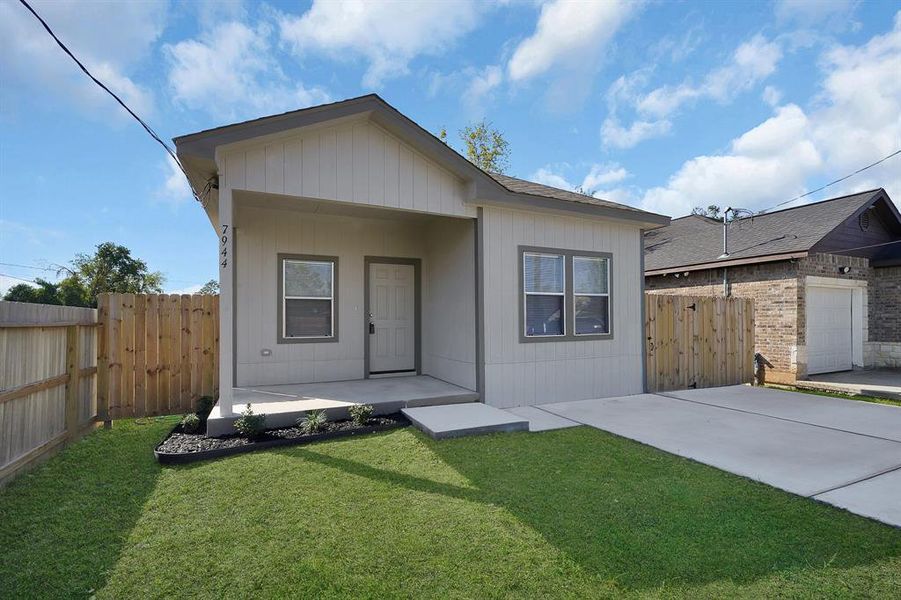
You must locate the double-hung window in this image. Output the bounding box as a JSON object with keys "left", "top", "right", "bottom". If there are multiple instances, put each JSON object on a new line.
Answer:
{"left": 281, "top": 256, "right": 337, "bottom": 341}
{"left": 520, "top": 247, "right": 612, "bottom": 341}
{"left": 573, "top": 256, "right": 610, "bottom": 335}
{"left": 523, "top": 252, "right": 565, "bottom": 337}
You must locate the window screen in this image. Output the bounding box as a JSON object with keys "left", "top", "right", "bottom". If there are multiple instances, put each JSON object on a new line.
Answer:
{"left": 523, "top": 253, "right": 565, "bottom": 337}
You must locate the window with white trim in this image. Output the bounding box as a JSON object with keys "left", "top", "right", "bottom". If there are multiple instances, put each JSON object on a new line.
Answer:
{"left": 282, "top": 258, "right": 335, "bottom": 339}
{"left": 523, "top": 252, "right": 565, "bottom": 337}
{"left": 573, "top": 255, "right": 610, "bottom": 335}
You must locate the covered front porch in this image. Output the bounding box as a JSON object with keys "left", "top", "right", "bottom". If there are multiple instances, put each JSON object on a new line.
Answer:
{"left": 207, "top": 375, "right": 478, "bottom": 436}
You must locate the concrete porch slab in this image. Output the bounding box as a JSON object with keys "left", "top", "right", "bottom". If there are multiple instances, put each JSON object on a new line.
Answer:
{"left": 504, "top": 406, "right": 579, "bottom": 432}
{"left": 208, "top": 376, "right": 477, "bottom": 436}
{"left": 403, "top": 403, "right": 528, "bottom": 440}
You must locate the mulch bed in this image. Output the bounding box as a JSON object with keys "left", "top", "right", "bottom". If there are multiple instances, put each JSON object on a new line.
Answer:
{"left": 155, "top": 414, "right": 409, "bottom": 464}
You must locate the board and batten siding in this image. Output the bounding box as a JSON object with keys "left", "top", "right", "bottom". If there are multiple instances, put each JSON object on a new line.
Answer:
{"left": 220, "top": 119, "right": 475, "bottom": 219}
{"left": 422, "top": 219, "right": 476, "bottom": 390}
{"left": 480, "top": 206, "right": 645, "bottom": 408}
{"left": 234, "top": 205, "right": 475, "bottom": 389}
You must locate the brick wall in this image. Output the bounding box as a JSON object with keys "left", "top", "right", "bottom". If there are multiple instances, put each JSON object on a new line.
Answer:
{"left": 646, "top": 260, "right": 800, "bottom": 382}
{"left": 869, "top": 265, "right": 901, "bottom": 342}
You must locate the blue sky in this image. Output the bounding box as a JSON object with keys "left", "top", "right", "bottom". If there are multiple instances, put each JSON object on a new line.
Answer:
{"left": 1, "top": 0, "right": 899, "bottom": 294}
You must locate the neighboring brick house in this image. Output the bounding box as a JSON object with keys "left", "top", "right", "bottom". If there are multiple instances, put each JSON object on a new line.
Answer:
{"left": 644, "top": 189, "right": 901, "bottom": 383}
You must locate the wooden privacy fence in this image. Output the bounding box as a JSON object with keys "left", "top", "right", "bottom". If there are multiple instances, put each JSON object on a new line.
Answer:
{"left": 645, "top": 294, "right": 755, "bottom": 392}
{"left": 0, "top": 302, "right": 98, "bottom": 485}
{"left": 97, "top": 293, "right": 219, "bottom": 420}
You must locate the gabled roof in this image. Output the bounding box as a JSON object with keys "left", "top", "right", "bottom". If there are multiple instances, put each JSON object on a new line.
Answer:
{"left": 174, "top": 94, "right": 669, "bottom": 226}
{"left": 644, "top": 189, "right": 901, "bottom": 273}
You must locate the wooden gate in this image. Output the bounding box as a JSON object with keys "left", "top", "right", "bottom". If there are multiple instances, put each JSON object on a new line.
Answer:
{"left": 97, "top": 293, "right": 219, "bottom": 419}
{"left": 645, "top": 294, "right": 754, "bottom": 392}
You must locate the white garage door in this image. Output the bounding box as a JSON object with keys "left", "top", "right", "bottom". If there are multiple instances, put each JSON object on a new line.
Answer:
{"left": 807, "top": 286, "right": 853, "bottom": 375}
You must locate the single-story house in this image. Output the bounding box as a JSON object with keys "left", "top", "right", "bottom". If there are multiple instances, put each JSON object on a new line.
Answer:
{"left": 174, "top": 94, "right": 669, "bottom": 434}
{"left": 644, "top": 189, "right": 901, "bottom": 383}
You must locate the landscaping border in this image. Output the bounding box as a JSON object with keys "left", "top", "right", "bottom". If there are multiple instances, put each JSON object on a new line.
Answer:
{"left": 154, "top": 415, "right": 410, "bottom": 465}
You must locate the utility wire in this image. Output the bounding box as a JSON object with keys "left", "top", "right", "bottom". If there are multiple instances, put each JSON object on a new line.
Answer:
{"left": 17, "top": 0, "right": 204, "bottom": 206}
{"left": 0, "top": 272, "right": 39, "bottom": 284}
{"left": 0, "top": 261, "right": 55, "bottom": 271}
{"left": 756, "top": 149, "right": 901, "bottom": 214}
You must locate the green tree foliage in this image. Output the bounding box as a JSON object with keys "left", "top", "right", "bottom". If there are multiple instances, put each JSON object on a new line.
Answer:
{"left": 2, "top": 242, "right": 164, "bottom": 307}
{"left": 692, "top": 205, "right": 724, "bottom": 219}
{"left": 3, "top": 279, "right": 62, "bottom": 305}
{"left": 198, "top": 279, "right": 219, "bottom": 295}
{"left": 459, "top": 120, "right": 510, "bottom": 174}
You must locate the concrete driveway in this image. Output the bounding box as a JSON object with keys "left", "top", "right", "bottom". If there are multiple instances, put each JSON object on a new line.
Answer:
{"left": 538, "top": 385, "right": 901, "bottom": 527}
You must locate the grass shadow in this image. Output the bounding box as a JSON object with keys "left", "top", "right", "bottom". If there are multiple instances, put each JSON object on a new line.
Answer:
{"left": 0, "top": 417, "right": 176, "bottom": 599}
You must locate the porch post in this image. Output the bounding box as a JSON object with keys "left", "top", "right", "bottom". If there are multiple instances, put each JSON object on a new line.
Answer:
{"left": 218, "top": 185, "right": 235, "bottom": 416}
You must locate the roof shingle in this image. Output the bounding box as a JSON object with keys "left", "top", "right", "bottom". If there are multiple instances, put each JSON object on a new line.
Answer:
{"left": 644, "top": 189, "right": 886, "bottom": 272}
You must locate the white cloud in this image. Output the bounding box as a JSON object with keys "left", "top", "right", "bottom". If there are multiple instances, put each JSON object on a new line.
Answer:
{"left": 167, "top": 283, "right": 205, "bottom": 295}
{"left": 507, "top": 0, "right": 638, "bottom": 82}
{"left": 601, "top": 117, "right": 672, "bottom": 149}
{"left": 637, "top": 35, "right": 783, "bottom": 118}
{"left": 165, "top": 21, "right": 330, "bottom": 120}
{"left": 640, "top": 105, "right": 822, "bottom": 216}
{"left": 156, "top": 156, "right": 194, "bottom": 207}
{"left": 639, "top": 12, "right": 901, "bottom": 217}
{"left": 530, "top": 167, "right": 574, "bottom": 190}
{"left": 0, "top": 0, "right": 163, "bottom": 118}
{"left": 582, "top": 164, "right": 630, "bottom": 188}
{"left": 762, "top": 85, "right": 783, "bottom": 107}
{"left": 278, "top": 0, "right": 481, "bottom": 88}
{"left": 463, "top": 65, "right": 503, "bottom": 113}
{"left": 775, "top": 0, "right": 856, "bottom": 25}
{"left": 601, "top": 34, "right": 783, "bottom": 148}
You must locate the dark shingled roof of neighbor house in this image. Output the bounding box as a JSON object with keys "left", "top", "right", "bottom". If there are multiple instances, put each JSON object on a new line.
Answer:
{"left": 644, "top": 189, "right": 892, "bottom": 272}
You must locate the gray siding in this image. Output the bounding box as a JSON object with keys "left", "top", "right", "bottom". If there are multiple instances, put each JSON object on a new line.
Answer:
{"left": 422, "top": 219, "right": 476, "bottom": 389}
{"left": 221, "top": 119, "right": 475, "bottom": 219}
{"left": 480, "top": 206, "right": 644, "bottom": 407}
{"left": 234, "top": 205, "right": 475, "bottom": 388}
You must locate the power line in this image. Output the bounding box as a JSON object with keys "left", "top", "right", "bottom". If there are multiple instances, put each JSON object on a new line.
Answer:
{"left": 757, "top": 149, "right": 901, "bottom": 214}
{"left": 16, "top": 0, "right": 204, "bottom": 206}
{"left": 0, "top": 261, "right": 55, "bottom": 271}
{"left": 0, "top": 272, "right": 39, "bottom": 284}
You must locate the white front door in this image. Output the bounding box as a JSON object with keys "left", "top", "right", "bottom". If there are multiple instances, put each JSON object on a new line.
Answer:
{"left": 807, "top": 286, "right": 853, "bottom": 375}
{"left": 368, "top": 262, "right": 416, "bottom": 373}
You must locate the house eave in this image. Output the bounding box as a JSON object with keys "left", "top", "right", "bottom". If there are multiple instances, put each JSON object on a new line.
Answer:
{"left": 645, "top": 251, "right": 809, "bottom": 276}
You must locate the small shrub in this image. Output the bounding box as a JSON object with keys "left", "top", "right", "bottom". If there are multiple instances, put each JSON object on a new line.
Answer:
{"left": 180, "top": 413, "right": 201, "bottom": 434}
{"left": 348, "top": 403, "right": 374, "bottom": 426}
{"left": 196, "top": 396, "right": 215, "bottom": 418}
{"left": 233, "top": 403, "right": 266, "bottom": 439}
{"left": 298, "top": 410, "right": 328, "bottom": 434}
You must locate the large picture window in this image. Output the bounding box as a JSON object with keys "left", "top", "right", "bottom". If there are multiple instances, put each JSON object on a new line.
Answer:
{"left": 519, "top": 247, "right": 613, "bottom": 342}
{"left": 523, "top": 252, "right": 565, "bottom": 337}
{"left": 280, "top": 256, "right": 337, "bottom": 341}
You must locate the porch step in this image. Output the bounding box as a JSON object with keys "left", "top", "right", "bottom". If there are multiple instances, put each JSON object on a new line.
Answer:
{"left": 402, "top": 403, "right": 528, "bottom": 440}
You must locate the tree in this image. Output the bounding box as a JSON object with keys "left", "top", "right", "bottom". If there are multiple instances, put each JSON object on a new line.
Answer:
{"left": 2, "top": 242, "right": 164, "bottom": 307}
{"left": 3, "top": 279, "right": 61, "bottom": 305}
{"left": 574, "top": 186, "right": 597, "bottom": 197}
{"left": 69, "top": 242, "right": 164, "bottom": 301}
{"left": 459, "top": 120, "right": 510, "bottom": 173}
{"left": 198, "top": 279, "right": 219, "bottom": 295}
{"left": 692, "top": 205, "right": 723, "bottom": 219}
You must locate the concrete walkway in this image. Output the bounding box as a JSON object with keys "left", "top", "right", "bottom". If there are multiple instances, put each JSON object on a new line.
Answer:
{"left": 540, "top": 386, "right": 901, "bottom": 528}
{"left": 800, "top": 368, "right": 901, "bottom": 401}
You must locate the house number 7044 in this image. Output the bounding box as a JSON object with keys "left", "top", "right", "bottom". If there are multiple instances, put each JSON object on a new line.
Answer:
{"left": 220, "top": 224, "right": 229, "bottom": 268}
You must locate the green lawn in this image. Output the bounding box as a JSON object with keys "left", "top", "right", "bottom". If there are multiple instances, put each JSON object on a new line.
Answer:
{"left": 1, "top": 419, "right": 899, "bottom": 599}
